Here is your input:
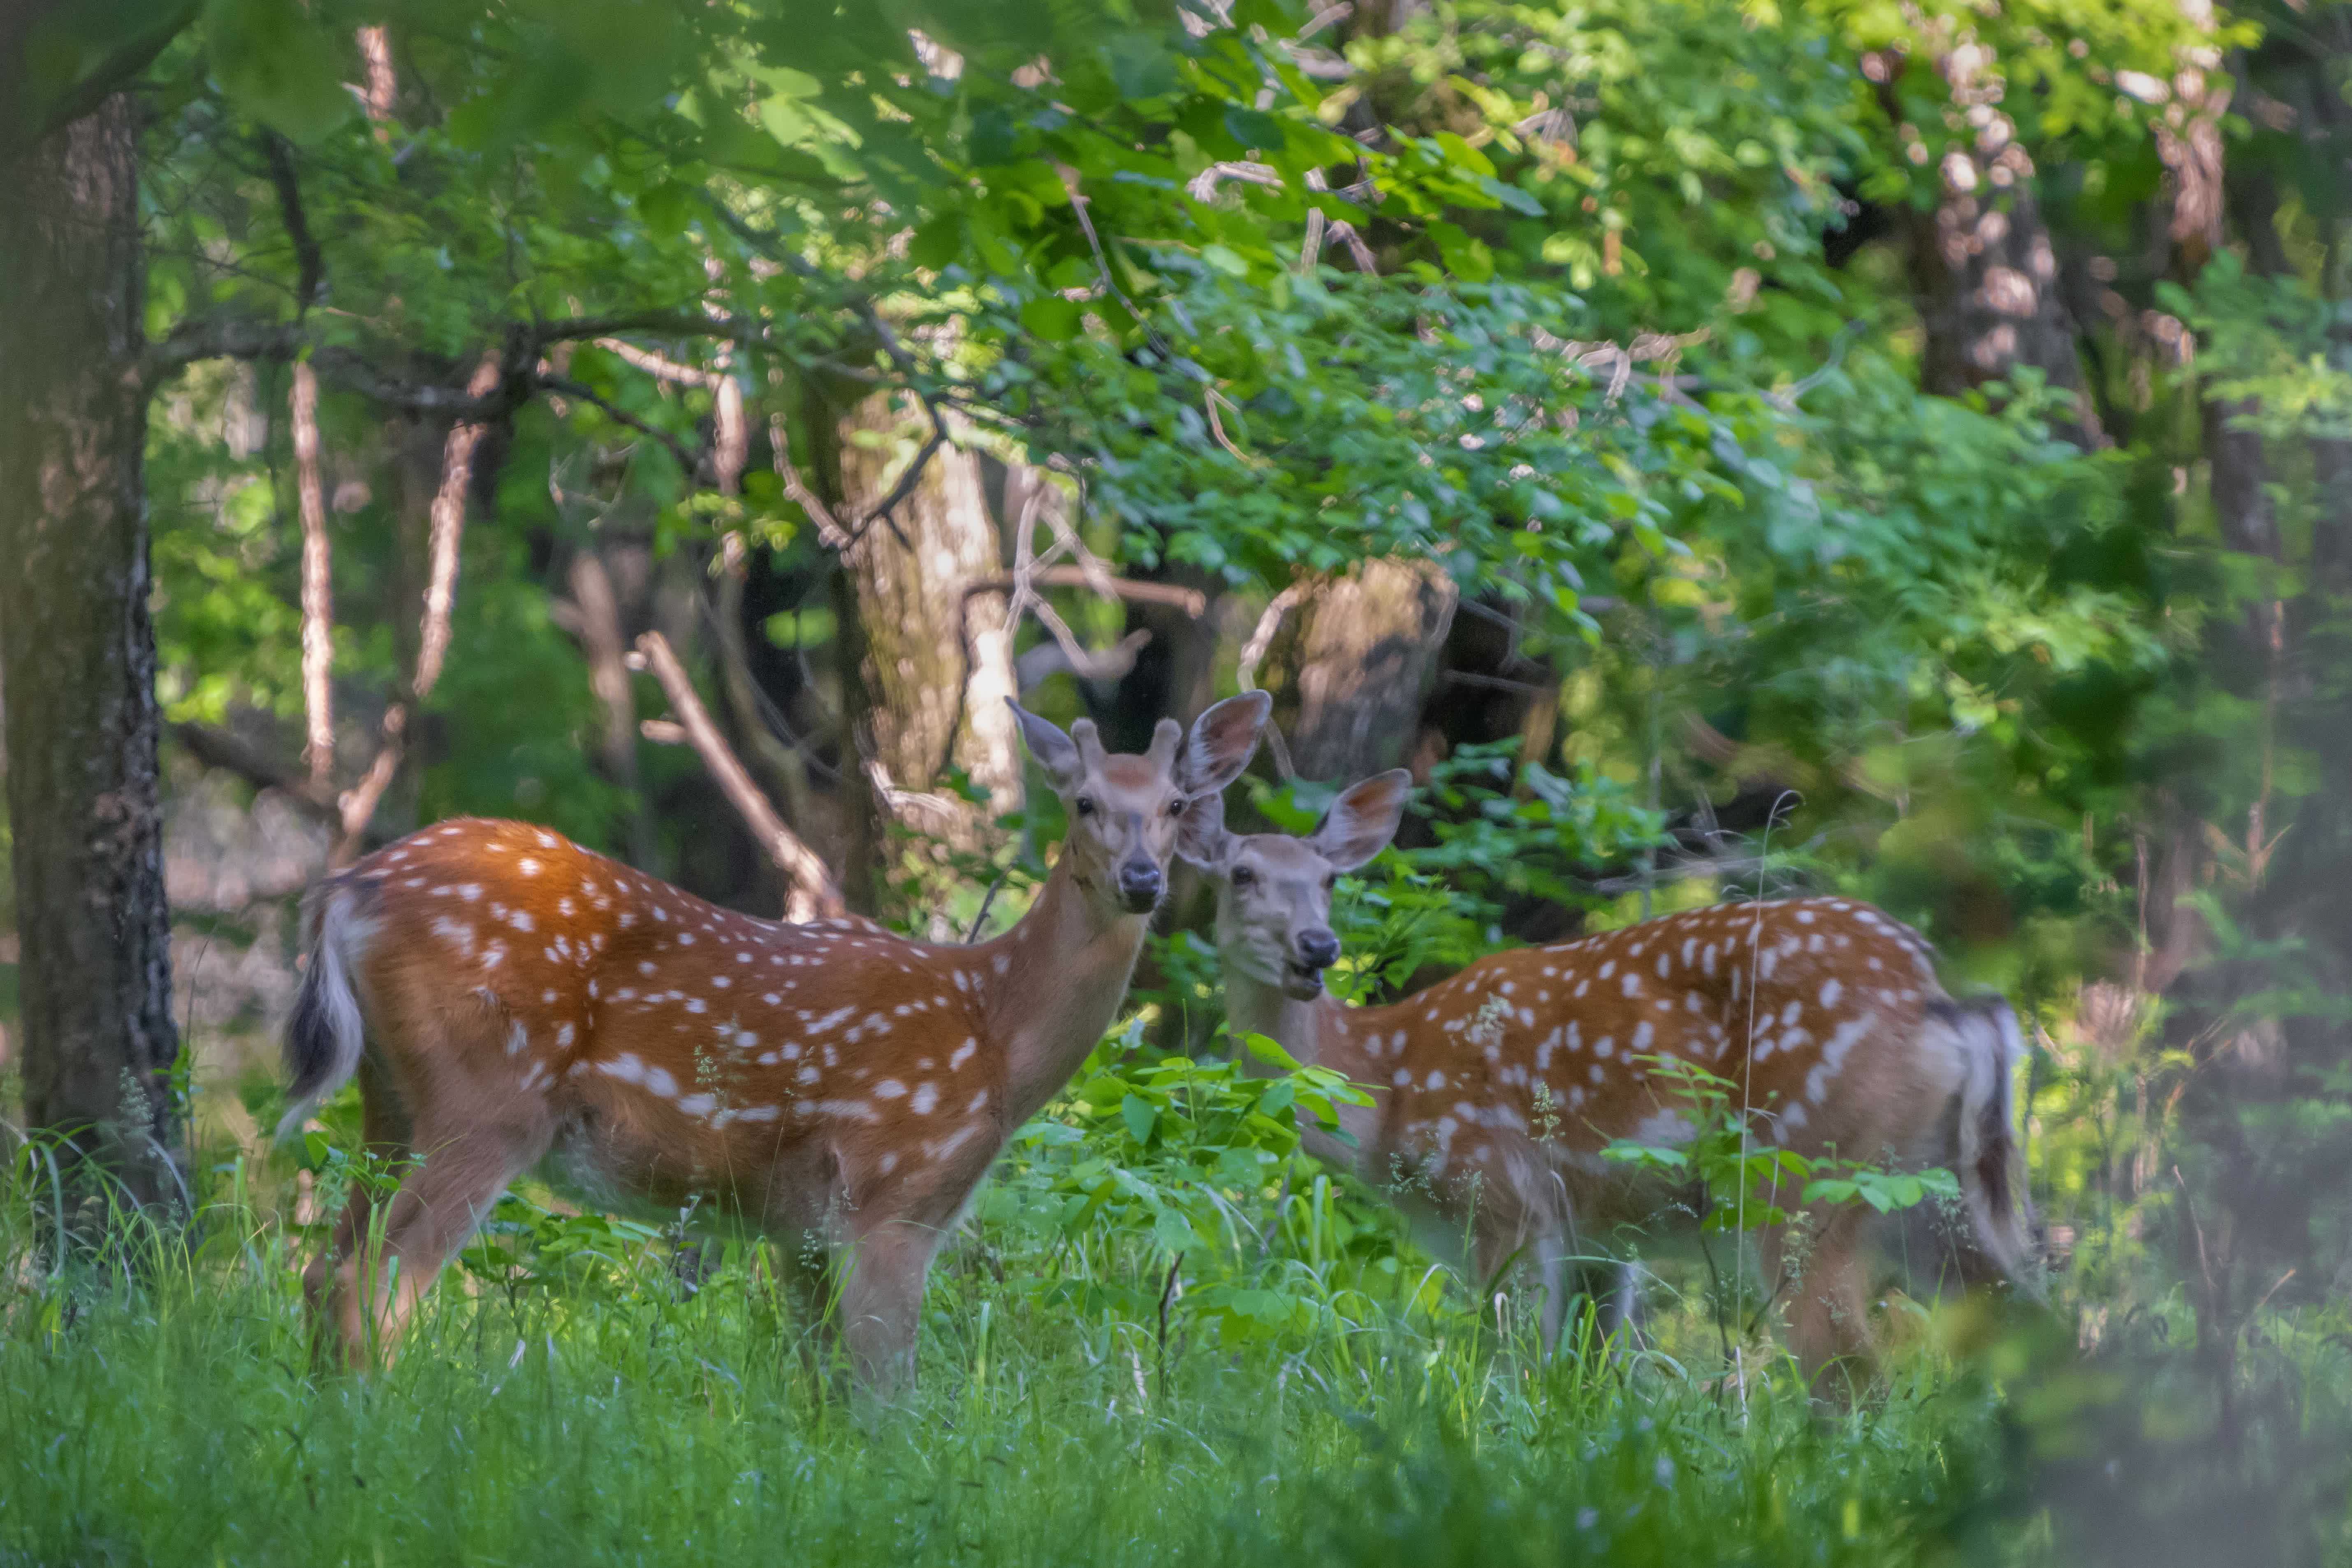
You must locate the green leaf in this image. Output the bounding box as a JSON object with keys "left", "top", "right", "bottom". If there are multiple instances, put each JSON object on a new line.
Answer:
{"left": 910, "top": 212, "right": 964, "bottom": 271}
{"left": 1236, "top": 1031, "right": 1300, "bottom": 1070}
{"left": 203, "top": 0, "right": 355, "bottom": 143}
{"left": 1121, "top": 1094, "right": 1158, "bottom": 1146}
{"left": 1222, "top": 106, "right": 1285, "bottom": 151}
{"left": 1098, "top": 31, "right": 1178, "bottom": 100}
{"left": 1020, "top": 296, "right": 1083, "bottom": 341}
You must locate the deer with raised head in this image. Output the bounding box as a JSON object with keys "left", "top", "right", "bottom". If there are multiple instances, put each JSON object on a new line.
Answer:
{"left": 281, "top": 692, "right": 1270, "bottom": 1393}
{"left": 1178, "top": 773, "right": 2041, "bottom": 1387}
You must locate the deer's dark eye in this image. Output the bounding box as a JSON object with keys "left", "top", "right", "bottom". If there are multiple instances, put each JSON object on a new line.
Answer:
{"left": 1075, "top": 796, "right": 1098, "bottom": 817}
{"left": 1230, "top": 866, "right": 1256, "bottom": 888}
{"left": 1167, "top": 796, "right": 1188, "bottom": 817}
{"left": 1324, "top": 873, "right": 1338, "bottom": 892}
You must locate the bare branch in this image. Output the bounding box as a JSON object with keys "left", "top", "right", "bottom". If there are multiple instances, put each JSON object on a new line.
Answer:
{"left": 767, "top": 389, "right": 851, "bottom": 548}
{"left": 171, "top": 722, "right": 336, "bottom": 823}
{"left": 964, "top": 569, "right": 1206, "bottom": 617}
{"left": 1236, "top": 582, "right": 1304, "bottom": 694}
{"left": 332, "top": 353, "right": 500, "bottom": 863}
{"left": 262, "top": 133, "right": 324, "bottom": 317}
{"left": 333, "top": 706, "right": 406, "bottom": 861}
{"left": 633, "top": 632, "right": 844, "bottom": 922}
{"left": 541, "top": 375, "right": 701, "bottom": 477}
{"left": 290, "top": 360, "right": 334, "bottom": 788}
{"left": 596, "top": 337, "right": 721, "bottom": 388}
{"left": 415, "top": 353, "right": 501, "bottom": 699}
{"left": 355, "top": 25, "right": 396, "bottom": 126}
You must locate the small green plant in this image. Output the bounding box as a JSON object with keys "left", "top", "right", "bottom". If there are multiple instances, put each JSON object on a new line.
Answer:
{"left": 1599, "top": 1055, "right": 1960, "bottom": 1231}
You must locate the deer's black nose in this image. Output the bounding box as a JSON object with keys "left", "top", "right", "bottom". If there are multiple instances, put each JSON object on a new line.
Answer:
{"left": 1116, "top": 859, "right": 1164, "bottom": 911}
{"left": 1297, "top": 928, "right": 1341, "bottom": 970}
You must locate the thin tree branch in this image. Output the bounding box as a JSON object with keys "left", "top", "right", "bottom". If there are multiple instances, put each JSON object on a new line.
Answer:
{"left": 632, "top": 631, "right": 844, "bottom": 922}
{"left": 1236, "top": 582, "right": 1305, "bottom": 694}
{"left": 963, "top": 569, "right": 1207, "bottom": 617}
{"left": 542, "top": 375, "right": 702, "bottom": 477}
{"left": 355, "top": 25, "right": 396, "bottom": 127}
{"left": 290, "top": 360, "right": 334, "bottom": 788}
{"left": 170, "top": 722, "right": 336, "bottom": 823}
{"left": 333, "top": 352, "right": 501, "bottom": 862}
{"left": 262, "top": 133, "right": 324, "bottom": 317}
{"left": 415, "top": 352, "right": 501, "bottom": 698}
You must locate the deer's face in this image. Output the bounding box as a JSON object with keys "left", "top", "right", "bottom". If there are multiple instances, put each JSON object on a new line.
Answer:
{"left": 1012, "top": 692, "right": 1270, "bottom": 918}
{"left": 1180, "top": 769, "right": 1412, "bottom": 1000}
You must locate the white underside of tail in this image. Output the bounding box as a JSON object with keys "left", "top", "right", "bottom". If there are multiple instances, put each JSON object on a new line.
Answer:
{"left": 273, "top": 887, "right": 378, "bottom": 1142}
{"left": 1938, "top": 996, "right": 2039, "bottom": 1293}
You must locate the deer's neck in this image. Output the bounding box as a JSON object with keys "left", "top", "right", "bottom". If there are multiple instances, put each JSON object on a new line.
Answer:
{"left": 1224, "top": 966, "right": 1388, "bottom": 1174}
{"left": 978, "top": 857, "right": 1152, "bottom": 1127}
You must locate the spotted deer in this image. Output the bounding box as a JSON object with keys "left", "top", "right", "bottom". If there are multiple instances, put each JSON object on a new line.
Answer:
{"left": 281, "top": 692, "right": 1271, "bottom": 1392}
{"left": 1179, "top": 773, "right": 2041, "bottom": 1386}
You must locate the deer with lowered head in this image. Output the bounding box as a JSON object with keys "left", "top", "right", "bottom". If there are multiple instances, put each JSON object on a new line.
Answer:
{"left": 1177, "top": 771, "right": 2042, "bottom": 1388}
{"left": 280, "top": 691, "right": 1270, "bottom": 1394}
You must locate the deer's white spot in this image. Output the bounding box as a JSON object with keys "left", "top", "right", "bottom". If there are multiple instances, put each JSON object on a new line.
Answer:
{"left": 874, "top": 1079, "right": 908, "bottom": 1100}
{"left": 949, "top": 1040, "right": 976, "bottom": 1071}
{"left": 910, "top": 1083, "right": 939, "bottom": 1115}
{"left": 712, "top": 976, "right": 731, "bottom": 990}
{"left": 506, "top": 1021, "right": 528, "bottom": 1056}
{"left": 1820, "top": 979, "right": 1842, "bottom": 1009}
{"left": 1621, "top": 973, "right": 1642, "bottom": 998}
{"left": 1631, "top": 1109, "right": 1695, "bottom": 1146}
{"left": 519, "top": 858, "right": 541, "bottom": 876}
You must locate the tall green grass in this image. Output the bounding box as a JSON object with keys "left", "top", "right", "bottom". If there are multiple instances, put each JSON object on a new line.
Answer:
{"left": 0, "top": 1125, "right": 2021, "bottom": 1567}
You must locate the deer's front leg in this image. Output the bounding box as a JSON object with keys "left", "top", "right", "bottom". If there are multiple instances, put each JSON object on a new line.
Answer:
{"left": 837, "top": 1218, "right": 943, "bottom": 1398}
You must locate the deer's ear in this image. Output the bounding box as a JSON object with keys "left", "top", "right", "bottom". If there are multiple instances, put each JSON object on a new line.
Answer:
{"left": 1144, "top": 716, "right": 1183, "bottom": 774}
{"left": 1181, "top": 690, "right": 1271, "bottom": 794}
{"left": 1175, "top": 788, "right": 1230, "bottom": 872}
{"left": 1308, "top": 770, "right": 1412, "bottom": 871}
{"left": 1009, "top": 700, "right": 1085, "bottom": 794}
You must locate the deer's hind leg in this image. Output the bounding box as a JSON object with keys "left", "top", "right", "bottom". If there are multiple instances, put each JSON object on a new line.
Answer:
{"left": 304, "top": 1054, "right": 413, "bottom": 1364}
{"left": 1766, "top": 1204, "right": 1876, "bottom": 1401}
{"left": 309, "top": 987, "right": 553, "bottom": 1369}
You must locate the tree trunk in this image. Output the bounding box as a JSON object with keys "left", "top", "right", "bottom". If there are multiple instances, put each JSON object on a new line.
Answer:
{"left": 832, "top": 391, "right": 1019, "bottom": 855}
{"left": 1873, "top": 46, "right": 2102, "bottom": 448}
{"left": 1278, "top": 558, "right": 1458, "bottom": 783}
{"left": 0, "top": 96, "right": 181, "bottom": 1213}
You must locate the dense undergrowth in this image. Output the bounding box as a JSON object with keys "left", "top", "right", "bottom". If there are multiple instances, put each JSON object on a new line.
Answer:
{"left": 0, "top": 1112, "right": 2023, "bottom": 1568}
{"left": 3, "top": 1006, "right": 2347, "bottom": 1568}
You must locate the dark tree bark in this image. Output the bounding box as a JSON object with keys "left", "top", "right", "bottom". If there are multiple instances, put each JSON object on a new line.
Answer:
{"left": 827, "top": 389, "right": 1019, "bottom": 902}
{"left": 1871, "top": 47, "right": 2103, "bottom": 448}
{"left": 1277, "top": 558, "right": 1458, "bottom": 783}
{"left": 0, "top": 95, "right": 181, "bottom": 1211}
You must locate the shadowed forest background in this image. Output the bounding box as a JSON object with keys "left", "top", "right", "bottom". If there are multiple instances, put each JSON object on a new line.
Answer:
{"left": 4, "top": 0, "right": 2352, "bottom": 1562}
